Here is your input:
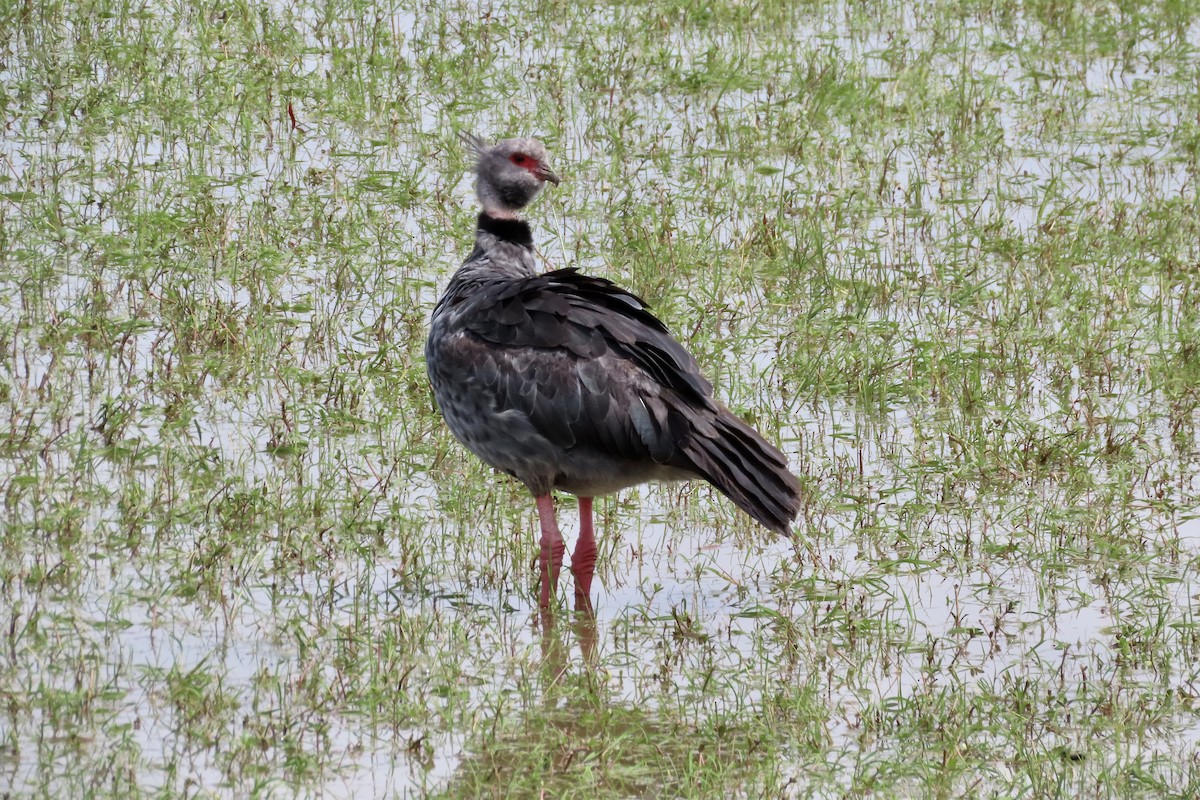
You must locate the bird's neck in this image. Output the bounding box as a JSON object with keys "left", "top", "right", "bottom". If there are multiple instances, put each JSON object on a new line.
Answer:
{"left": 445, "top": 212, "right": 538, "bottom": 283}
{"left": 476, "top": 212, "right": 534, "bottom": 249}
{"left": 479, "top": 206, "right": 522, "bottom": 221}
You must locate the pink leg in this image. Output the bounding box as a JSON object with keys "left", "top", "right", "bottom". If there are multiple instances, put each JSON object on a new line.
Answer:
{"left": 571, "top": 497, "right": 598, "bottom": 612}
{"left": 535, "top": 494, "right": 565, "bottom": 609}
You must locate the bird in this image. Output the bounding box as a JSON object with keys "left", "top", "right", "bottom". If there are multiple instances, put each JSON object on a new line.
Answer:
{"left": 426, "top": 132, "right": 801, "bottom": 611}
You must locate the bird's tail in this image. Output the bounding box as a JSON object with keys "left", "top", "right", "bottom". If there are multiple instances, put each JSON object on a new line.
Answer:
{"left": 681, "top": 408, "right": 801, "bottom": 535}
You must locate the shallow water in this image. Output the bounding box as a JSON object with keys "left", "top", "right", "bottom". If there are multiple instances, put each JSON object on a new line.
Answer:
{"left": 3, "top": 0, "right": 1200, "bottom": 796}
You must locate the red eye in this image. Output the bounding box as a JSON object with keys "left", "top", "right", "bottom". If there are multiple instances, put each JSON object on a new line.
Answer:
{"left": 511, "top": 154, "right": 528, "bottom": 165}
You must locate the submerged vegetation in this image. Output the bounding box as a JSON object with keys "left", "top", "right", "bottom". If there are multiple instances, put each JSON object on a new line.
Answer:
{"left": 2, "top": 0, "right": 1199, "bottom": 796}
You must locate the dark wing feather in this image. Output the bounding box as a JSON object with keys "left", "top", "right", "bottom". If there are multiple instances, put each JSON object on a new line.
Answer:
{"left": 455, "top": 269, "right": 704, "bottom": 466}
{"left": 464, "top": 268, "right": 712, "bottom": 402}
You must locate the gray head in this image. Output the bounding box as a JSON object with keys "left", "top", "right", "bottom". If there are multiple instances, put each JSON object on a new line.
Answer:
{"left": 460, "top": 132, "right": 560, "bottom": 219}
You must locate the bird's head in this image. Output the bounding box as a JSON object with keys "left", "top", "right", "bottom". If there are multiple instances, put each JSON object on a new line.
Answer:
{"left": 460, "top": 132, "right": 560, "bottom": 219}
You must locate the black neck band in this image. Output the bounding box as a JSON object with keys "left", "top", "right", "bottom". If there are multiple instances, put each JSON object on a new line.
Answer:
{"left": 478, "top": 213, "right": 534, "bottom": 248}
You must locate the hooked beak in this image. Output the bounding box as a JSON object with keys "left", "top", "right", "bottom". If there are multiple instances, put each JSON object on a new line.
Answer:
{"left": 539, "top": 166, "right": 561, "bottom": 185}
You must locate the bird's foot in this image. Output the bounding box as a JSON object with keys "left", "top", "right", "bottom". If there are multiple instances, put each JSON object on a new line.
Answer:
{"left": 570, "top": 545, "right": 597, "bottom": 614}
{"left": 571, "top": 496, "right": 598, "bottom": 614}
{"left": 535, "top": 494, "right": 566, "bottom": 610}
{"left": 538, "top": 536, "right": 566, "bottom": 609}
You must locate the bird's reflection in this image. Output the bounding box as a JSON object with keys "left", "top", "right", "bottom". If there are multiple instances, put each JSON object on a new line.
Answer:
{"left": 445, "top": 593, "right": 753, "bottom": 795}
{"left": 537, "top": 599, "right": 598, "bottom": 693}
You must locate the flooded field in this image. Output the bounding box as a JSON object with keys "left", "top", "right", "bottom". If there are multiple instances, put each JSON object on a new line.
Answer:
{"left": 2, "top": 0, "right": 1199, "bottom": 796}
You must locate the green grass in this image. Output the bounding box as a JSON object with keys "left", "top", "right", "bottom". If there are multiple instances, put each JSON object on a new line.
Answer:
{"left": 2, "top": 0, "right": 1200, "bottom": 797}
